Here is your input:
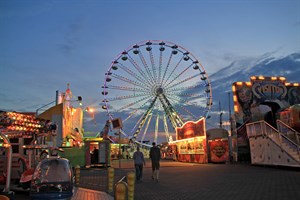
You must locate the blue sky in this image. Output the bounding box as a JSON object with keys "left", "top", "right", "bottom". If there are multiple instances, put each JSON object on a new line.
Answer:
{"left": 0, "top": 0, "right": 299, "bottom": 131}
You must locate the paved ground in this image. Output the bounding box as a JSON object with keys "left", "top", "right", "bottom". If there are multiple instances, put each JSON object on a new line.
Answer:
{"left": 134, "top": 160, "right": 300, "bottom": 200}
{"left": 115, "top": 159, "right": 300, "bottom": 200}
{"left": 2, "top": 159, "right": 300, "bottom": 200}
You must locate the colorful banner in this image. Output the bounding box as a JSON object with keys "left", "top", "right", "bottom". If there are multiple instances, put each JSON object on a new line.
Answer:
{"left": 177, "top": 137, "right": 205, "bottom": 155}
{"left": 232, "top": 76, "right": 300, "bottom": 125}
{"left": 209, "top": 140, "right": 228, "bottom": 163}
{"left": 176, "top": 118, "right": 205, "bottom": 140}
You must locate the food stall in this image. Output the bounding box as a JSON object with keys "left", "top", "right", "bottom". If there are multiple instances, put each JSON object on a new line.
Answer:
{"left": 169, "top": 117, "right": 208, "bottom": 163}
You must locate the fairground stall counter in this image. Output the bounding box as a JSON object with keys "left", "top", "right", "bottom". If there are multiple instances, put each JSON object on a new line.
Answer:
{"left": 169, "top": 118, "right": 208, "bottom": 163}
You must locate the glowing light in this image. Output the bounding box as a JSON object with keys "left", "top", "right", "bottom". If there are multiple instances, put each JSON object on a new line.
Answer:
{"left": 236, "top": 82, "right": 243, "bottom": 86}
{"left": 271, "top": 77, "right": 277, "bottom": 80}
{"left": 245, "top": 82, "right": 252, "bottom": 86}
{"left": 232, "top": 85, "right": 236, "bottom": 92}
{"left": 258, "top": 76, "right": 265, "bottom": 80}
{"left": 293, "top": 83, "right": 299, "bottom": 86}
{"left": 233, "top": 95, "right": 237, "bottom": 102}
{"left": 3, "top": 143, "right": 11, "bottom": 148}
{"left": 279, "top": 77, "right": 286, "bottom": 81}
{"left": 234, "top": 105, "right": 239, "bottom": 112}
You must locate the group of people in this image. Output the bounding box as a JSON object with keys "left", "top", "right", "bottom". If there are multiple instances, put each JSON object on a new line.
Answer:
{"left": 133, "top": 142, "right": 161, "bottom": 182}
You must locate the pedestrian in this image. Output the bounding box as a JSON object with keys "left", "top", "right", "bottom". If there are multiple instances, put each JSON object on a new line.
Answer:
{"left": 149, "top": 142, "right": 161, "bottom": 182}
{"left": 133, "top": 146, "right": 145, "bottom": 182}
{"left": 126, "top": 150, "right": 129, "bottom": 159}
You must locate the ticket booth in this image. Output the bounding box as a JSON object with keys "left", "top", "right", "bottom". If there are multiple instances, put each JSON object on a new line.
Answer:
{"left": 84, "top": 138, "right": 111, "bottom": 167}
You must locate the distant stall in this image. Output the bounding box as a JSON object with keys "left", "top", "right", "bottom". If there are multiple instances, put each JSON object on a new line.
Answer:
{"left": 169, "top": 118, "right": 207, "bottom": 163}
{"left": 206, "top": 128, "right": 229, "bottom": 163}
{"left": 84, "top": 138, "right": 111, "bottom": 167}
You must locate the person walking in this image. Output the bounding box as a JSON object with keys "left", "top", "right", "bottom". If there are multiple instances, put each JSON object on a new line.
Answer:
{"left": 133, "top": 146, "right": 145, "bottom": 182}
{"left": 149, "top": 142, "right": 161, "bottom": 182}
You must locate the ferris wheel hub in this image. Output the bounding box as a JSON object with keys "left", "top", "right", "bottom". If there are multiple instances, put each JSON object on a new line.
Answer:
{"left": 155, "top": 87, "right": 164, "bottom": 96}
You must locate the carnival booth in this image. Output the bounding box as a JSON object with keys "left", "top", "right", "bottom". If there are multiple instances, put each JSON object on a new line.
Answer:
{"left": 36, "top": 84, "right": 86, "bottom": 167}
{"left": 0, "top": 111, "right": 50, "bottom": 181}
{"left": 84, "top": 138, "right": 111, "bottom": 167}
{"left": 206, "top": 128, "right": 229, "bottom": 163}
{"left": 169, "top": 118, "right": 207, "bottom": 163}
{"left": 232, "top": 76, "right": 300, "bottom": 166}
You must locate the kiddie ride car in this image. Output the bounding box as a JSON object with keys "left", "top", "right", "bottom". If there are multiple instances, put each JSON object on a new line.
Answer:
{"left": 30, "top": 157, "right": 74, "bottom": 200}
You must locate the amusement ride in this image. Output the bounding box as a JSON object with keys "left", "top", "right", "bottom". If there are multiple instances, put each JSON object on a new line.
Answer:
{"left": 101, "top": 40, "right": 212, "bottom": 145}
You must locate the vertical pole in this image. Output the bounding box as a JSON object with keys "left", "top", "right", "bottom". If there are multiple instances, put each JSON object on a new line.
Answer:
{"left": 228, "top": 92, "right": 232, "bottom": 162}
{"left": 108, "top": 167, "right": 115, "bottom": 194}
{"left": 75, "top": 165, "right": 80, "bottom": 186}
{"left": 127, "top": 172, "right": 135, "bottom": 200}
{"left": 119, "top": 129, "right": 121, "bottom": 169}
{"left": 219, "top": 101, "right": 223, "bottom": 128}
{"left": 0, "top": 132, "right": 12, "bottom": 193}
{"left": 228, "top": 92, "right": 232, "bottom": 128}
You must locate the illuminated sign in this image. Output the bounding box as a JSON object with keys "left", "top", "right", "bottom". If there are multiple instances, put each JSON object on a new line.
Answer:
{"left": 176, "top": 118, "right": 205, "bottom": 140}
{"left": 252, "top": 81, "right": 287, "bottom": 100}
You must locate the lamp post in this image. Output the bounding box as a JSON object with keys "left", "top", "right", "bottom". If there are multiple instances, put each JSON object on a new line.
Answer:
{"left": 114, "top": 129, "right": 122, "bottom": 169}
{"left": 111, "top": 118, "right": 123, "bottom": 169}
{"left": 118, "top": 129, "right": 121, "bottom": 169}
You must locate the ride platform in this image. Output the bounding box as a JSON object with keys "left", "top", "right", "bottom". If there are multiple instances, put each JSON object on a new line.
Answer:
{"left": 72, "top": 187, "right": 113, "bottom": 200}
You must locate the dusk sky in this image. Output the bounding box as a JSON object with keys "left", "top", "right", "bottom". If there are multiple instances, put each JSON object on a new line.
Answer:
{"left": 1, "top": 0, "right": 299, "bottom": 122}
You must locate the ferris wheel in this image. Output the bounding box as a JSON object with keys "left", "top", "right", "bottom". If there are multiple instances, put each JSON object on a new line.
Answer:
{"left": 101, "top": 40, "right": 212, "bottom": 144}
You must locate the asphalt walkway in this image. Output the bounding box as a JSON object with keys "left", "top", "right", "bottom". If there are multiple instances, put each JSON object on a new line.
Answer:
{"left": 114, "top": 159, "right": 300, "bottom": 200}
{"left": 3, "top": 159, "right": 300, "bottom": 200}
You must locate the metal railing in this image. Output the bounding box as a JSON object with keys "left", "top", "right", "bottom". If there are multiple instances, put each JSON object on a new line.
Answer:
{"left": 277, "top": 120, "right": 300, "bottom": 146}
{"left": 246, "top": 120, "right": 300, "bottom": 162}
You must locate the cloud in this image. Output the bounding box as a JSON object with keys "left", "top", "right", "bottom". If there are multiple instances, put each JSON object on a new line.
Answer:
{"left": 59, "top": 17, "right": 85, "bottom": 55}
